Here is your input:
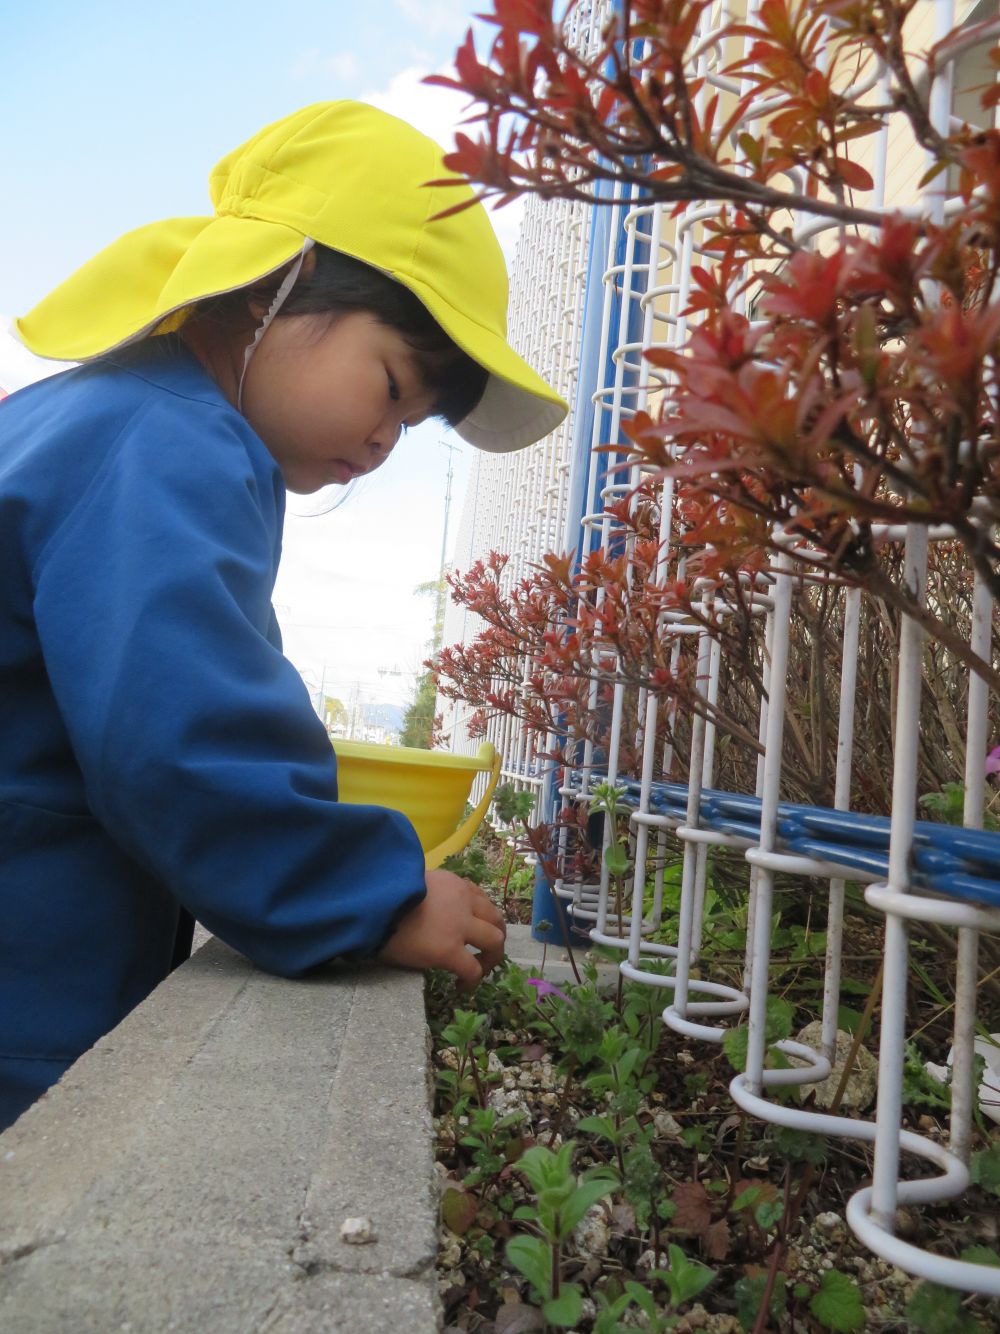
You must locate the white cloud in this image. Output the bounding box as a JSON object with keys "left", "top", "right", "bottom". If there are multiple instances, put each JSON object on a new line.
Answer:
{"left": 392, "top": 0, "right": 479, "bottom": 38}
{"left": 361, "top": 64, "right": 472, "bottom": 155}
{"left": 360, "top": 64, "right": 525, "bottom": 264}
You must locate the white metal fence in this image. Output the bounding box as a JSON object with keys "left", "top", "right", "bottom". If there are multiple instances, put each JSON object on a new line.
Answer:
{"left": 443, "top": 0, "right": 1000, "bottom": 1294}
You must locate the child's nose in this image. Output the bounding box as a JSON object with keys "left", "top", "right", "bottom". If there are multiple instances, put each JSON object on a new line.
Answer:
{"left": 369, "top": 420, "right": 403, "bottom": 460}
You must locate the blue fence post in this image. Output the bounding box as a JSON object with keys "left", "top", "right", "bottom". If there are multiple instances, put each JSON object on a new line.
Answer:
{"left": 530, "top": 190, "right": 625, "bottom": 945}
{"left": 530, "top": 0, "right": 648, "bottom": 944}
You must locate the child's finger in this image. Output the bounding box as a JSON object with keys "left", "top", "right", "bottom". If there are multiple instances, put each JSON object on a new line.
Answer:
{"left": 476, "top": 939, "right": 505, "bottom": 977}
{"left": 451, "top": 946, "right": 484, "bottom": 991}
{"left": 466, "top": 917, "right": 505, "bottom": 958}
{"left": 470, "top": 890, "right": 505, "bottom": 930}
{"left": 466, "top": 925, "right": 505, "bottom": 979}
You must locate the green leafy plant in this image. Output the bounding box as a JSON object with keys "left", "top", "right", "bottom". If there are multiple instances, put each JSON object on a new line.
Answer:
{"left": 732, "top": 1182, "right": 785, "bottom": 1236}
{"left": 552, "top": 984, "right": 612, "bottom": 1066}
{"left": 722, "top": 996, "right": 795, "bottom": 1074}
{"left": 541, "top": 984, "right": 615, "bottom": 1143}
{"left": 734, "top": 1272, "right": 787, "bottom": 1332}
{"left": 491, "top": 782, "right": 586, "bottom": 979}
{"left": 582, "top": 1027, "right": 653, "bottom": 1107}
{"left": 906, "top": 1266, "right": 993, "bottom": 1334}
{"left": 970, "top": 1140, "right": 1000, "bottom": 1196}
{"left": 919, "top": 781, "right": 970, "bottom": 827}
{"left": 506, "top": 1140, "right": 619, "bottom": 1328}
{"left": 620, "top": 968, "right": 671, "bottom": 1059}
{"left": 622, "top": 1133, "right": 675, "bottom": 1240}
{"left": 919, "top": 782, "right": 1000, "bottom": 833}
{"left": 901, "top": 1040, "right": 953, "bottom": 1114}
{"left": 767, "top": 1125, "right": 828, "bottom": 1167}
{"left": 589, "top": 782, "right": 633, "bottom": 937}
{"left": 438, "top": 1007, "right": 493, "bottom": 1113}
{"left": 494, "top": 783, "right": 537, "bottom": 828}
{"left": 651, "top": 1244, "right": 717, "bottom": 1310}
{"left": 808, "top": 1268, "right": 865, "bottom": 1333}
{"left": 471, "top": 960, "right": 558, "bottom": 1041}
{"left": 591, "top": 1244, "right": 716, "bottom": 1333}
{"left": 502, "top": 849, "right": 537, "bottom": 902}
{"left": 592, "top": 1248, "right": 714, "bottom": 1334}
{"left": 440, "top": 837, "right": 490, "bottom": 886}
{"left": 459, "top": 1105, "right": 527, "bottom": 1195}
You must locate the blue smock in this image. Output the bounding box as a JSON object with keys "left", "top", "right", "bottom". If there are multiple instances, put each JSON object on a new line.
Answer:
{"left": 0, "top": 336, "right": 427, "bottom": 1128}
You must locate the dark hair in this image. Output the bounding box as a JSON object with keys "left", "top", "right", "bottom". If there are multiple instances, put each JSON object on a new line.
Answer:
{"left": 194, "top": 245, "right": 489, "bottom": 428}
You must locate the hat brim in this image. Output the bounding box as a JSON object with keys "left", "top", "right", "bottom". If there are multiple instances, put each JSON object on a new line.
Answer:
{"left": 400, "top": 272, "right": 567, "bottom": 453}
{"left": 18, "top": 213, "right": 568, "bottom": 452}
{"left": 17, "top": 215, "right": 305, "bottom": 363}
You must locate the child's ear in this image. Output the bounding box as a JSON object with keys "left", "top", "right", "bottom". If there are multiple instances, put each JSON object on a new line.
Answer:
{"left": 247, "top": 247, "right": 317, "bottom": 318}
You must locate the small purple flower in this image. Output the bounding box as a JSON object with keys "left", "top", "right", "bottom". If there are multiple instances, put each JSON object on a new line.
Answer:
{"left": 987, "top": 746, "right": 1000, "bottom": 778}
{"left": 527, "top": 977, "right": 572, "bottom": 1005}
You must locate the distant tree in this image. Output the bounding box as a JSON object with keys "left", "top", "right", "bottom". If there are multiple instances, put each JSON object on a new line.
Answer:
{"left": 415, "top": 574, "right": 448, "bottom": 653}
{"left": 400, "top": 671, "right": 439, "bottom": 749}
{"left": 323, "top": 696, "right": 348, "bottom": 734}
{"left": 400, "top": 575, "right": 449, "bottom": 748}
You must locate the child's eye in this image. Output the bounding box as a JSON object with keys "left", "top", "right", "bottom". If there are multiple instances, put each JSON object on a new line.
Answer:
{"left": 387, "top": 372, "right": 400, "bottom": 402}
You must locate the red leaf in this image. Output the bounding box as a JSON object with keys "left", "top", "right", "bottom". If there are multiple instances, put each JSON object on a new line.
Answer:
{"left": 442, "top": 1187, "right": 480, "bottom": 1236}
{"left": 804, "top": 67, "right": 828, "bottom": 105}
{"left": 672, "top": 1180, "right": 712, "bottom": 1235}
{"left": 834, "top": 155, "right": 873, "bottom": 192}
{"left": 487, "top": 0, "right": 554, "bottom": 38}
{"left": 703, "top": 1218, "right": 732, "bottom": 1260}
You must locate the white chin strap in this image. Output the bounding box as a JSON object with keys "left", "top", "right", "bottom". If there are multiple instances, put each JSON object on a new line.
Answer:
{"left": 237, "top": 238, "right": 315, "bottom": 412}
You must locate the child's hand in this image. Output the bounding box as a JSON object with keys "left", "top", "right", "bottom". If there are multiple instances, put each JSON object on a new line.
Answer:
{"left": 377, "top": 868, "right": 506, "bottom": 990}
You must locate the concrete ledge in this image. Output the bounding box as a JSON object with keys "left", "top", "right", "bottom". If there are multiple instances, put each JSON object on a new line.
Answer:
{"left": 505, "top": 922, "right": 621, "bottom": 986}
{"left": 0, "top": 939, "right": 440, "bottom": 1332}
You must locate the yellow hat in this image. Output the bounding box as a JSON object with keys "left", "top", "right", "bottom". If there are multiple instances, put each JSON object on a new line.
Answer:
{"left": 16, "top": 101, "right": 567, "bottom": 452}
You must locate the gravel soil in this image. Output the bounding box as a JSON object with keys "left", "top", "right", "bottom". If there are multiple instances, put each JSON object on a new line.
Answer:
{"left": 428, "top": 952, "right": 1000, "bottom": 1334}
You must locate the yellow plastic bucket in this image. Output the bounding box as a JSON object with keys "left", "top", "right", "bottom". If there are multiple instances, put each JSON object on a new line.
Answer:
{"left": 333, "top": 740, "right": 501, "bottom": 869}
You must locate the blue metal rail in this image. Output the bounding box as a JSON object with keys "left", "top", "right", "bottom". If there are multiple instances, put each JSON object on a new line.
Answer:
{"left": 563, "top": 772, "right": 1000, "bottom": 906}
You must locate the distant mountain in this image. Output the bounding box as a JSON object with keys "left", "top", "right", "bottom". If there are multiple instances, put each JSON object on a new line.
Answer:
{"left": 362, "top": 702, "right": 405, "bottom": 732}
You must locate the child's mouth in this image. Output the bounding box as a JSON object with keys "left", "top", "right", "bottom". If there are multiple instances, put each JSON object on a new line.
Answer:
{"left": 328, "top": 460, "right": 364, "bottom": 483}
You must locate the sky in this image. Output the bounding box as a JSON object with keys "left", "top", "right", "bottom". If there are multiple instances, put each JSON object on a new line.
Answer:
{"left": 0, "top": 0, "right": 524, "bottom": 718}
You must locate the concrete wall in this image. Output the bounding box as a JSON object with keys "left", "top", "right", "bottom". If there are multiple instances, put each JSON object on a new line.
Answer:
{"left": 0, "top": 940, "right": 440, "bottom": 1333}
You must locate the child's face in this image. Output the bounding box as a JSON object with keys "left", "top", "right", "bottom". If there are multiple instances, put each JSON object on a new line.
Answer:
{"left": 240, "top": 311, "right": 438, "bottom": 493}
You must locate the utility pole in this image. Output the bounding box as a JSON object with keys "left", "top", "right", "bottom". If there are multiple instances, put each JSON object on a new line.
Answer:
{"left": 318, "top": 661, "right": 330, "bottom": 724}
{"left": 348, "top": 679, "right": 361, "bottom": 739}
{"left": 436, "top": 437, "right": 461, "bottom": 651}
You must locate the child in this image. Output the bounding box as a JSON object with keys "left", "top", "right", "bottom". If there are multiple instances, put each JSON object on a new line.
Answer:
{"left": 0, "top": 100, "right": 566, "bottom": 1129}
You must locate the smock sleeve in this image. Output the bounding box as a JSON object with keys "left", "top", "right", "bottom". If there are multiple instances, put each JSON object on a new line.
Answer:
{"left": 30, "top": 395, "right": 427, "bottom": 975}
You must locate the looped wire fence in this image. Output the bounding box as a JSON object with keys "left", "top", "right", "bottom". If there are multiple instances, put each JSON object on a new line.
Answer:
{"left": 440, "top": 0, "right": 1000, "bottom": 1294}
